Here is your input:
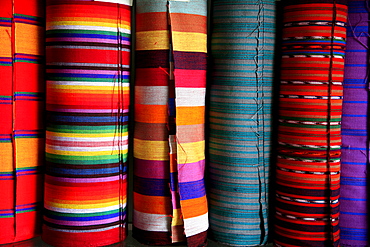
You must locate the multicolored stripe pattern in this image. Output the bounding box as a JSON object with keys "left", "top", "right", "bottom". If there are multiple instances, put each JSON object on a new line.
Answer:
{"left": 340, "top": 1, "right": 369, "bottom": 246}
{"left": 134, "top": 0, "right": 208, "bottom": 246}
{"left": 42, "top": 1, "right": 131, "bottom": 246}
{"left": 208, "top": 0, "right": 275, "bottom": 246}
{"left": 0, "top": 0, "right": 44, "bottom": 244}
{"left": 274, "top": 1, "right": 348, "bottom": 246}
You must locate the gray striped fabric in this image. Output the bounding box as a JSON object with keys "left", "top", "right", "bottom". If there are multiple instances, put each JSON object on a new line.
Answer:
{"left": 208, "top": 1, "right": 275, "bottom": 246}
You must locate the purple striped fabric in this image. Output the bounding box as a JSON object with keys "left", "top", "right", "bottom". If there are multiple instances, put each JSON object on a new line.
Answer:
{"left": 340, "top": 0, "right": 369, "bottom": 246}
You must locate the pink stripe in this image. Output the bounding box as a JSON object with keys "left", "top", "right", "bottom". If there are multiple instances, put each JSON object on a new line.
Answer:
{"left": 49, "top": 175, "right": 127, "bottom": 183}
{"left": 178, "top": 160, "right": 205, "bottom": 183}
{"left": 44, "top": 216, "right": 125, "bottom": 226}
{"left": 175, "top": 69, "right": 206, "bottom": 88}
{"left": 47, "top": 69, "right": 129, "bottom": 75}
{"left": 46, "top": 37, "right": 130, "bottom": 46}
{"left": 171, "top": 191, "right": 181, "bottom": 210}
{"left": 134, "top": 158, "right": 169, "bottom": 179}
{"left": 46, "top": 140, "right": 128, "bottom": 147}
{"left": 47, "top": 108, "right": 129, "bottom": 113}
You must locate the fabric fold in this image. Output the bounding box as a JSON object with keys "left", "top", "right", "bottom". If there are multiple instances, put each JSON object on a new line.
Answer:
{"left": 134, "top": 0, "right": 208, "bottom": 246}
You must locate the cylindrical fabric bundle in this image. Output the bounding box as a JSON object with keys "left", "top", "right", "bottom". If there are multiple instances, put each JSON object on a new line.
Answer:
{"left": 134, "top": 0, "right": 208, "bottom": 246}
{"left": 0, "top": 0, "right": 45, "bottom": 244}
{"left": 340, "top": 0, "right": 369, "bottom": 246}
{"left": 274, "top": 1, "right": 347, "bottom": 246}
{"left": 208, "top": 1, "right": 275, "bottom": 246}
{"left": 42, "top": 1, "right": 131, "bottom": 246}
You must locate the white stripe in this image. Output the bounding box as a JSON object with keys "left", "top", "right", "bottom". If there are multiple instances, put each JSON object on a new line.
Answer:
{"left": 133, "top": 210, "right": 171, "bottom": 232}
{"left": 135, "top": 86, "right": 168, "bottom": 105}
{"left": 46, "top": 25, "right": 130, "bottom": 34}
{"left": 94, "top": 0, "right": 133, "bottom": 6}
{"left": 169, "top": 135, "right": 177, "bottom": 154}
{"left": 47, "top": 81, "right": 129, "bottom": 87}
{"left": 44, "top": 203, "right": 126, "bottom": 214}
{"left": 183, "top": 213, "right": 208, "bottom": 237}
{"left": 176, "top": 88, "right": 206, "bottom": 107}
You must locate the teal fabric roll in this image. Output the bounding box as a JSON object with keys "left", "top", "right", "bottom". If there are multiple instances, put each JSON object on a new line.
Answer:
{"left": 208, "top": 1, "right": 276, "bottom": 246}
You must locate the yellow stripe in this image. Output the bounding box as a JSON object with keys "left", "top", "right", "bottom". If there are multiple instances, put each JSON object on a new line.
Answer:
{"left": 15, "top": 23, "right": 44, "bottom": 55}
{"left": 47, "top": 17, "right": 129, "bottom": 26}
{"left": 47, "top": 20, "right": 130, "bottom": 31}
{"left": 136, "top": 30, "right": 169, "bottom": 50}
{"left": 0, "top": 27, "right": 12, "bottom": 56}
{"left": 16, "top": 138, "right": 44, "bottom": 168}
{"left": 177, "top": 140, "right": 205, "bottom": 164}
{"left": 46, "top": 147, "right": 127, "bottom": 156}
{"left": 172, "top": 32, "right": 207, "bottom": 53}
{"left": 134, "top": 139, "right": 169, "bottom": 161}
{"left": 172, "top": 208, "right": 184, "bottom": 226}
{"left": 46, "top": 198, "right": 126, "bottom": 209}
{"left": 48, "top": 197, "right": 119, "bottom": 204}
{"left": 0, "top": 143, "right": 13, "bottom": 172}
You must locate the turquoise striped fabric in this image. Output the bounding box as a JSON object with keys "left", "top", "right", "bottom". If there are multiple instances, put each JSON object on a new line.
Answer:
{"left": 208, "top": 1, "right": 275, "bottom": 246}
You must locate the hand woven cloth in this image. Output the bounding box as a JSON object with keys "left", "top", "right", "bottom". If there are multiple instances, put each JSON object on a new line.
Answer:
{"left": 0, "top": 0, "right": 44, "bottom": 244}
{"left": 134, "top": 0, "right": 208, "bottom": 246}
{"left": 340, "top": 0, "right": 369, "bottom": 246}
{"left": 274, "top": 1, "right": 348, "bottom": 246}
{"left": 208, "top": 0, "right": 275, "bottom": 246}
{"left": 42, "top": 1, "right": 131, "bottom": 246}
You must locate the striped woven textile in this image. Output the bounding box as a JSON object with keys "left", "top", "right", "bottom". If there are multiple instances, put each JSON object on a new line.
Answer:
{"left": 340, "top": 1, "right": 369, "bottom": 246}
{"left": 208, "top": 1, "right": 275, "bottom": 246}
{"left": 134, "top": 0, "right": 208, "bottom": 246}
{"left": 42, "top": 1, "right": 131, "bottom": 246}
{"left": 274, "top": 1, "right": 348, "bottom": 246}
{"left": 0, "top": 0, "right": 44, "bottom": 244}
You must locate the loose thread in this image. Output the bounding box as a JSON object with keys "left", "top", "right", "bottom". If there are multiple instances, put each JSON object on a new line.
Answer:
{"left": 11, "top": 0, "right": 18, "bottom": 239}
{"left": 326, "top": 1, "right": 338, "bottom": 245}
{"left": 254, "top": 0, "right": 266, "bottom": 243}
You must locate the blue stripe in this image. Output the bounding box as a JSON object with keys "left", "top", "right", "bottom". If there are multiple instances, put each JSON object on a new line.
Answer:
{"left": 48, "top": 73, "right": 129, "bottom": 79}
{"left": 134, "top": 176, "right": 170, "bottom": 197}
{"left": 179, "top": 179, "right": 206, "bottom": 200}
{"left": 50, "top": 115, "right": 128, "bottom": 123}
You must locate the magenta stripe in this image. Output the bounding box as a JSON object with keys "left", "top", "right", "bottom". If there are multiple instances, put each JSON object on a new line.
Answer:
{"left": 48, "top": 108, "right": 129, "bottom": 113}
{"left": 177, "top": 159, "right": 205, "bottom": 183}
{"left": 47, "top": 69, "right": 130, "bottom": 75}
{"left": 46, "top": 140, "right": 128, "bottom": 147}
{"left": 134, "top": 158, "right": 169, "bottom": 179}
{"left": 46, "top": 175, "right": 127, "bottom": 183}
{"left": 46, "top": 37, "right": 130, "bottom": 45}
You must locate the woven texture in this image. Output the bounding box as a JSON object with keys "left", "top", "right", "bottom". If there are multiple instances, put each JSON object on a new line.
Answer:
{"left": 274, "top": 1, "right": 348, "bottom": 246}
{"left": 134, "top": 0, "right": 208, "bottom": 246}
{"left": 42, "top": 1, "right": 131, "bottom": 246}
{"left": 0, "top": 0, "right": 44, "bottom": 244}
{"left": 208, "top": 0, "right": 275, "bottom": 246}
{"left": 340, "top": 0, "right": 369, "bottom": 246}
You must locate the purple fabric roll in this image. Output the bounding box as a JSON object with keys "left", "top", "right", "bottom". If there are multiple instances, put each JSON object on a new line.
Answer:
{"left": 340, "top": 0, "right": 369, "bottom": 246}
